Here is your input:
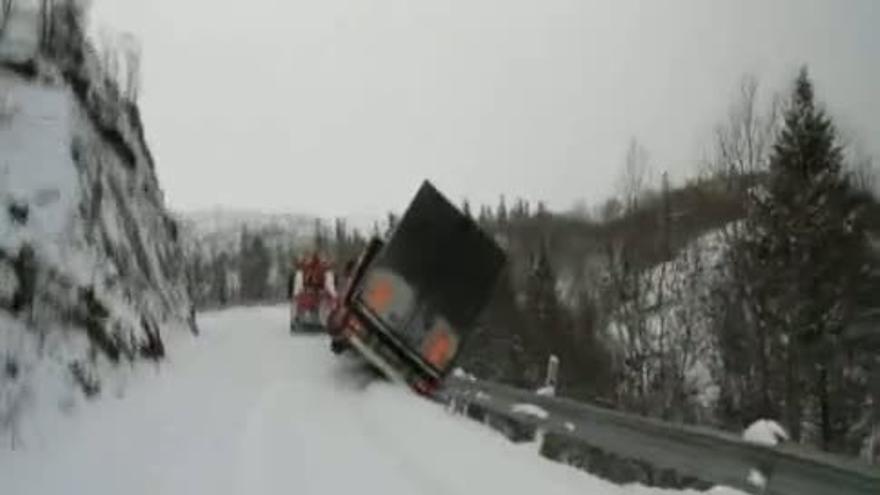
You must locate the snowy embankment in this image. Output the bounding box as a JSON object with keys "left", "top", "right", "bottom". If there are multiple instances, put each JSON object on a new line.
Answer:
{"left": 1, "top": 6, "right": 192, "bottom": 447}
{"left": 605, "top": 227, "right": 732, "bottom": 410}
{"left": 0, "top": 306, "right": 743, "bottom": 495}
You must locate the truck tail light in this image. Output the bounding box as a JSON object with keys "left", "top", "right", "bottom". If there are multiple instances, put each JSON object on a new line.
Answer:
{"left": 421, "top": 323, "right": 458, "bottom": 371}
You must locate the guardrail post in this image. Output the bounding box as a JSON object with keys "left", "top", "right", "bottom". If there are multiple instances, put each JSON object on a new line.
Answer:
{"left": 544, "top": 354, "right": 559, "bottom": 395}
{"left": 533, "top": 354, "right": 559, "bottom": 453}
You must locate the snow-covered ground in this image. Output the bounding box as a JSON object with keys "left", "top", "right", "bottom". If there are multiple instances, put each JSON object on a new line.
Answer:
{"left": 1, "top": 305, "right": 741, "bottom": 495}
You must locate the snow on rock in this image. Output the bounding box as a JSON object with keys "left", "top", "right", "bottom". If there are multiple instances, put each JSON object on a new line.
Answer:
{"left": 0, "top": 6, "right": 192, "bottom": 447}
{"left": 742, "top": 419, "right": 789, "bottom": 447}
{"left": 511, "top": 403, "right": 550, "bottom": 420}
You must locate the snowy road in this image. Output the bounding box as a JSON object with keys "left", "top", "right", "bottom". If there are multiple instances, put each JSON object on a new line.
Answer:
{"left": 1, "top": 306, "right": 724, "bottom": 495}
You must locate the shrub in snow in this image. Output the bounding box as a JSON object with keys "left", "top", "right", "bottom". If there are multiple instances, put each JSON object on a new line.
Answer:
{"left": 10, "top": 245, "right": 36, "bottom": 313}
{"left": 7, "top": 200, "right": 29, "bottom": 224}
{"left": 68, "top": 360, "right": 100, "bottom": 398}
{"left": 138, "top": 315, "right": 165, "bottom": 360}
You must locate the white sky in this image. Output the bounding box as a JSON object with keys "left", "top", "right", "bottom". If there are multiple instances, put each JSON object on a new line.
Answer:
{"left": 91, "top": 0, "right": 879, "bottom": 218}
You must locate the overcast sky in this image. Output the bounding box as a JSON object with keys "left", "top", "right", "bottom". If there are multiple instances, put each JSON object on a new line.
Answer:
{"left": 91, "top": 0, "right": 879, "bottom": 219}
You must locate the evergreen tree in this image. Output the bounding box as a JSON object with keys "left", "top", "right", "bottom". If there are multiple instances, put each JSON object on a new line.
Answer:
{"left": 743, "top": 67, "right": 864, "bottom": 446}
{"left": 522, "top": 242, "right": 563, "bottom": 383}
{"left": 386, "top": 212, "right": 399, "bottom": 238}
{"left": 478, "top": 205, "right": 493, "bottom": 227}
{"left": 240, "top": 234, "right": 272, "bottom": 302}
{"left": 497, "top": 195, "right": 509, "bottom": 226}
{"left": 462, "top": 266, "right": 530, "bottom": 385}
{"left": 211, "top": 253, "right": 229, "bottom": 306}
{"left": 461, "top": 199, "right": 472, "bottom": 219}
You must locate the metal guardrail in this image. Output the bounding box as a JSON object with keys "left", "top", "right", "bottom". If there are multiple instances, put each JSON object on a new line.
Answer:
{"left": 441, "top": 377, "right": 880, "bottom": 495}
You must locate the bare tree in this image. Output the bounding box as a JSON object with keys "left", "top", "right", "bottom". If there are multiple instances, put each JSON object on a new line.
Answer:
{"left": 96, "top": 28, "right": 144, "bottom": 104}
{"left": 120, "top": 33, "right": 142, "bottom": 102}
{"left": 846, "top": 144, "right": 877, "bottom": 194}
{"left": 603, "top": 168, "right": 720, "bottom": 420}
{"left": 596, "top": 197, "right": 622, "bottom": 222}
{"left": 709, "top": 75, "right": 779, "bottom": 190}
{"left": 702, "top": 76, "right": 781, "bottom": 426}
{"left": 601, "top": 140, "right": 656, "bottom": 412}
{"left": 618, "top": 138, "right": 651, "bottom": 214}
{"left": 98, "top": 27, "right": 120, "bottom": 92}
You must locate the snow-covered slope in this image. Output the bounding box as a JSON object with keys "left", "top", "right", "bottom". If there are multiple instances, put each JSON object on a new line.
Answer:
{"left": 0, "top": 305, "right": 744, "bottom": 495}
{"left": 0, "top": 7, "right": 192, "bottom": 445}
{"left": 605, "top": 228, "right": 731, "bottom": 414}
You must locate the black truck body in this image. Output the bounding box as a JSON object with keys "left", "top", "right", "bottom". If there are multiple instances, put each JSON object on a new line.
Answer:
{"left": 330, "top": 181, "right": 505, "bottom": 393}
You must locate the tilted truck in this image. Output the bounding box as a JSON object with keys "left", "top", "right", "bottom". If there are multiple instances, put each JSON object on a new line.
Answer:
{"left": 327, "top": 181, "right": 506, "bottom": 395}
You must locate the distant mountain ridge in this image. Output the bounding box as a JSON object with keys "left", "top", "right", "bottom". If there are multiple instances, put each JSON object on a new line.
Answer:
{"left": 178, "top": 208, "right": 317, "bottom": 255}
{"left": 178, "top": 208, "right": 381, "bottom": 253}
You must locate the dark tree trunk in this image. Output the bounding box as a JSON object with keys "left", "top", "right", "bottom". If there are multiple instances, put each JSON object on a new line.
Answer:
{"left": 819, "top": 366, "right": 832, "bottom": 451}
{"left": 785, "top": 345, "right": 802, "bottom": 442}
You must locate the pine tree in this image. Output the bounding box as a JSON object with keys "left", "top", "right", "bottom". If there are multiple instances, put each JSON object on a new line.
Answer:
{"left": 522, "top": 242, "right": 563, "bottom": 383}
{"left": 240, "top": 234, "right": 272, "bottom": 302}
{"left": 461, "top": 199, "right": 472, "bottom": 219}
{"left": 744, "top": 67, "right": 864, "bottom": 447}
{"left": 211, "top": 253, "right": 229, "bottom": 306}
{"left": 478, "top": 205, "right": 493, "bottom": 228}
{"left": 386, "top": 212, "right": 399, "bottom": 238}
{"left": 497, "top": 195, "right": 509, "bottom": 226}
{"left": 462, "top": 266, "right": 530, "bottom": 385}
